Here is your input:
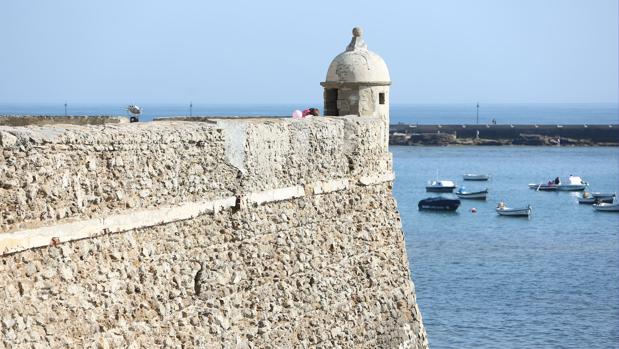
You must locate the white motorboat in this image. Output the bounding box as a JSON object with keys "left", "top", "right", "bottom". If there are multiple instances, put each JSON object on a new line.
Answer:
{"left": 463, "top": 174, "right": 490, "bottom": 181}
{"left": 556, "top": 176, "right": 588, "bottom": 191}
{"left": 593, "top": 202, "right": 619, "bottom": 212}
{"left": 496, "top": 202, "right": 531, "bottom": 217}
{"left": 455, "top": 187, "right": 488, "bottom": 200}
{"left": 426, "top": 180, "right": 456, "bottom": 193}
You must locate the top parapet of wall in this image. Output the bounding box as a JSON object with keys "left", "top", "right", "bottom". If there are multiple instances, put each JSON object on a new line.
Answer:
{"left": 0, "top": 115, "right": 129, "bottom": 127}
{"left": 0, "top": 116, "right": 391, "bottom": 241}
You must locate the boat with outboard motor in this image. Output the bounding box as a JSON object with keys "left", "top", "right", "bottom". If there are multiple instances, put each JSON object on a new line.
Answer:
{"left": 455, "top": 187, "right": 488, "bottom": 200}
{"left": 529, "top": 175, "right": 588, "bottom": 191}
{"left": 426, "top": 180, "right": 456, "bottom": 193}
{"left": 418, "top": 196, "right": 461, "bottom": 211}
{"left": 495, "top": 202, "right": 532, "bottom": 217}
{"left": 463, "top": 174, "right": 490, "bottom": 181}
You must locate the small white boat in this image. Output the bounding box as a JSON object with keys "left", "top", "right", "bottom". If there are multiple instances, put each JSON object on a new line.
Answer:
{"left": 593, "top": 202, "right": 619, "bottom": 212}
{"left": 426, "top": 180, "right": 456, "bottom": 193}
{"left": 463, "top": 174, "right": 490, "bottom": 181}
{"left": 556, "top": 176, "right": 588, "bottom": 191}
{"left": 496, "top": 203, "right": 532, "bottom": 217}
{"left": 456, "top": 187, "right": 488, "bottom": 200}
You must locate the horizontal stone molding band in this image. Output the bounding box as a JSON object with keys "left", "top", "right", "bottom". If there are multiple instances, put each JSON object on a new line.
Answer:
{"left": 0, "top": 197, "right": 237, "bottom": 256}
{"left": 1, "top": 172, "right": 393, "bottom": 256}
{"left": 359, "top": 172, "right": 395, "bottom": 186}
{"left": 245, "top": 186, "right": 305, "bottom": 206}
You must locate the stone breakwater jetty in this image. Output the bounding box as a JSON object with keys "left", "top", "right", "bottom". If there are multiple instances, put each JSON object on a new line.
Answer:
{"left": 0, "top": 28, "right": 429, "bottom": 348}
{"left": 390, "top": 123, "right": 619, "bottom": 146}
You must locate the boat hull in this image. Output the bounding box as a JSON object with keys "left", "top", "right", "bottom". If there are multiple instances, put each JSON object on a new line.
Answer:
{"left": 426, "top": 186, "right": 455, "bottom": 193}
{"left": 496, "top": 206, "right": 531, "bottom": 216}
{"left": 418, "top": 197, "right": 461, "bottom": 211}
{"left": 456, "top": 189, "right": 488, "bottom": 200}
{"left": 578, "top": 197, "right": 613, "bottom": 204}
{"left": 456, "top": 193, "right": 487, "bottom": 199}
{"left": 528, "top": 183, "right": 557, "bottom": 191}
{"left": 463, "top": 174, "right": 489, "bottom": 181}
{"left": 593, "top": 203, "right": 619, "bottom": 212}
{"left": 591, "top": 192, "right": 615, "bottom": 199}
{"left": 556, "top": 184, "right": 586, "bottom": 191}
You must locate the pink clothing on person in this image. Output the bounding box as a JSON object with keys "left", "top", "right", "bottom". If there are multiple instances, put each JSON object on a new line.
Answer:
{"left": 302, "top": 109, "right": 312, "bottom": 118}
{"left": 292, "top": 110, "right": 303, "bottom": 119}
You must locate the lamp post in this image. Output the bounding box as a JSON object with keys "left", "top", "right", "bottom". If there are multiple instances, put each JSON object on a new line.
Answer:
{"left": 190, "top": 102, "right": 193, "bottom": 116}
{"left": 64, "top": 101, "right": 67, "bottom": 116}
{"left": 476, "top": 102, "right": 479, "bottom": 124}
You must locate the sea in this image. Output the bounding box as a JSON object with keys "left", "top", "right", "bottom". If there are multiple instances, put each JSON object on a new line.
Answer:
{"left": 393, "top": 146, "right": 619, "bottom": 348}
{"left": 2, "top": 103, "right": 618, "bottom": 347}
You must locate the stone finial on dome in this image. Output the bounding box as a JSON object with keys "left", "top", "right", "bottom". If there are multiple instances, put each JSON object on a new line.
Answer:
{"left": 346, "top": 26, "right": 367, "bottom": 52}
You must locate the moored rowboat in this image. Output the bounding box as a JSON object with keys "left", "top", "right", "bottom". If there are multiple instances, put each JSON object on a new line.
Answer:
{"left": 591, "top": 192, "right": 615, "bottom": 199}
{"left": 578, "top": 192, "right": 614, "bottom": 204}
{"left": 456, "top": 188, "right": 488, "bottom": 200}
{"left": 496, "top": 203, "right": 532, "bottom": 217}
{"left": 592, "top": 202, "right": 619, "bottom": 212}
{"left": 463, "top": 174, "right": 490, "bottom": 181}
{"left": 578, "top": 196, "right": 614, "bottom": 204}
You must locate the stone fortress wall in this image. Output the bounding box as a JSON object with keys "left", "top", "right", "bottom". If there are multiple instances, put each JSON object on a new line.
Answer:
{"left": 0, "top": 116, "right": 428, "bottom": 348}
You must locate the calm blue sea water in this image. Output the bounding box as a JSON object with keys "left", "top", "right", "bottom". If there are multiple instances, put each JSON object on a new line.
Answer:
{"left": 1, "top": 103, "right": 617, "bottom": 124}
{"left": 392, "top": 146, "right": 619, "bottom": 349}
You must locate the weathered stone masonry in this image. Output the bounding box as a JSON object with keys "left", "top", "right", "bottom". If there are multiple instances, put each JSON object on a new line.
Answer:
{"left": 1, "top": 117, "right": 428, "bottom": 348}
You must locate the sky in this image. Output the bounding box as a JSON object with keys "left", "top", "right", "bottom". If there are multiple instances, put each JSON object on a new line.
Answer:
{"left": 0, "top": 0, "right": 617, "bottom": 104}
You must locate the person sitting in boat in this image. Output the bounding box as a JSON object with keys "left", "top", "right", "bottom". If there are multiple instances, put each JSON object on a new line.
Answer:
{"left": 554, "top": 177, "right": 560, "bottom": 185}
{"left": 497, "top": 201, "right": 506, "bottom": 209}
{"left": 583, "top": 191, "right": 590, "bottom": 198}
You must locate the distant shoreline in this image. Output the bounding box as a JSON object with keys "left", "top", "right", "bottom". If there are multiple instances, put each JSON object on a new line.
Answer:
{"left": 390, "top": 123, "right": 619, "bottom": 146}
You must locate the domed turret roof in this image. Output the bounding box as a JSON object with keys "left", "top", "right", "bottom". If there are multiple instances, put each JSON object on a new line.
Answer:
{"left": 324, "top": 27, "right": 390, "bottom": 85}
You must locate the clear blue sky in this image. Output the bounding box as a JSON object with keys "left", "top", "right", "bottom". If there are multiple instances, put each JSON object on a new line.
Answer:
{"left": 1, "top": 0, "right": 617, "bottom": 104}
